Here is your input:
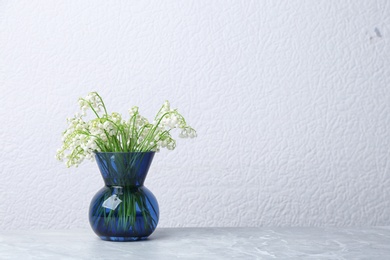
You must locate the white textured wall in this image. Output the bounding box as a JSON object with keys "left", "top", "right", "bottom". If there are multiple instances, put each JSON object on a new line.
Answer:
{"left": 1, "top": 0, "right": 389, "bottom": 230}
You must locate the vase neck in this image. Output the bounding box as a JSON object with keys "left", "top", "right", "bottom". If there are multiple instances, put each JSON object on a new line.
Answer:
{"left": 95, "top": 152, "right": 155, "bottom": 187}
{"left": 104, "top": 179, "right": 145, "bottom": 188}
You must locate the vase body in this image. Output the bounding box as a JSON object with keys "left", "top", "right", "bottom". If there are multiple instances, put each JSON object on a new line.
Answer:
{"left": 89, "top": 152, "right": 159, "bottom": 241}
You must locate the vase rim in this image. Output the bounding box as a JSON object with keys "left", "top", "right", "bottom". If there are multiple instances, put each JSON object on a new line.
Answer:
{"left": 94, "top": 151, "right": 155, "bottom": 154}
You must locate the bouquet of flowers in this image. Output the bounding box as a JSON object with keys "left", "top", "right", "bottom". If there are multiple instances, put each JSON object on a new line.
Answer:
{"left": 56, "top": 92, "right": 196, "bottom": 167}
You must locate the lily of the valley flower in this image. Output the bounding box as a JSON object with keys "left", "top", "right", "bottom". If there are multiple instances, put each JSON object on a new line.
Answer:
{"left": 56, "top": 92, "right": 196, "bottom": 167}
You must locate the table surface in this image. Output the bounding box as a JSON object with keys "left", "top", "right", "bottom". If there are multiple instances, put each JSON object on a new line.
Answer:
{"left": 1, "top": 227, "right": 389, "bottom": 259}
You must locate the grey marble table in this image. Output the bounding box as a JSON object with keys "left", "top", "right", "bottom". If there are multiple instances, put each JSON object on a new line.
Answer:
{"left": 1, "top": 227, "right": 390, "bottom": 259}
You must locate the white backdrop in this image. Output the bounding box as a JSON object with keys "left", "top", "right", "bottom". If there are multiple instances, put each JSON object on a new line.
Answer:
{"left": 0, "top": 0, "right": 389, "bottom": 230}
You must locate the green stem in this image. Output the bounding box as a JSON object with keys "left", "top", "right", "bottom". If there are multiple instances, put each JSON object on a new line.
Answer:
{"left": 93, "top": 92, "right": 108, "bottom": 116}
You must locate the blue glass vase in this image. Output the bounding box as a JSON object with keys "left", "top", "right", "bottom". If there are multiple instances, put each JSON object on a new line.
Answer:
{"left": 89, "top": 152, "right": 159, "bottom": 241}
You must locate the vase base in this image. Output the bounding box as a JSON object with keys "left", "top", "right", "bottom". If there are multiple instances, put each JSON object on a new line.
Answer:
{"left": 99, "top": 235, "right": 148, "bottom": 242}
